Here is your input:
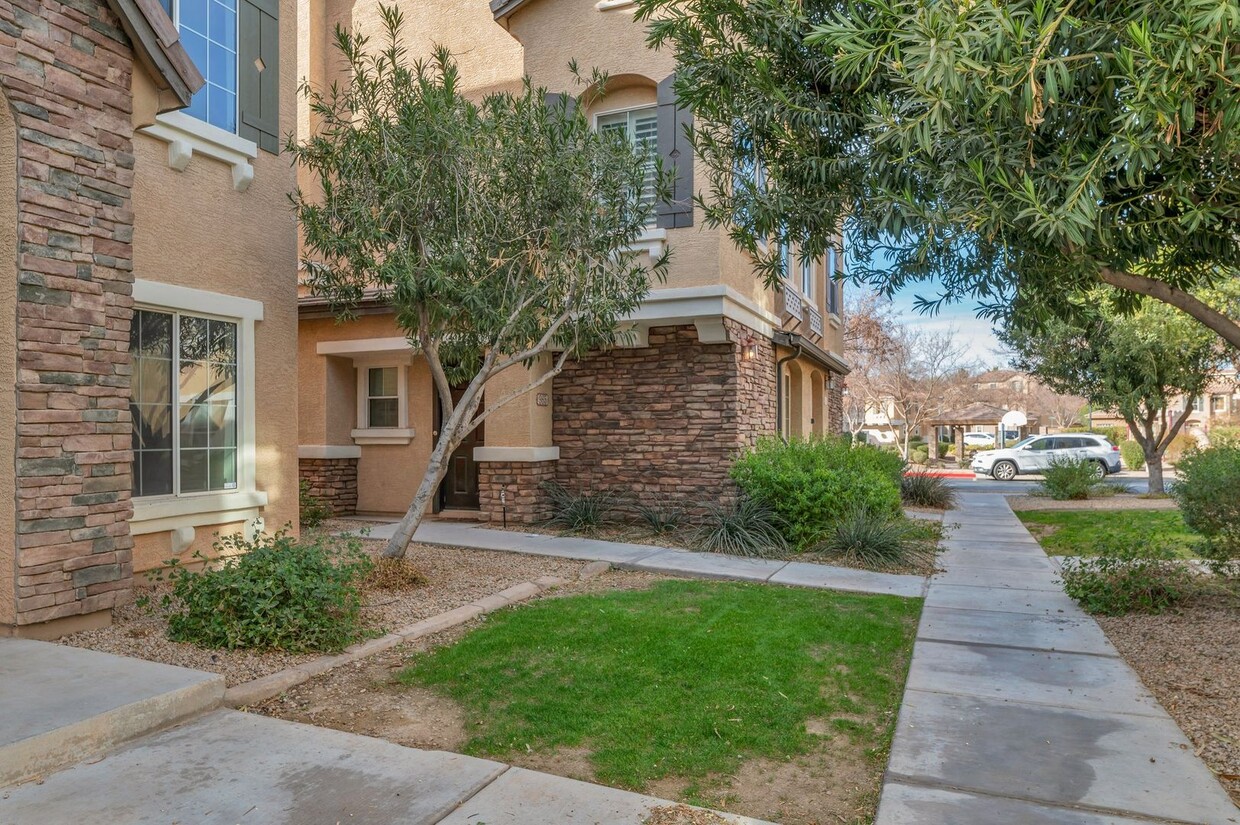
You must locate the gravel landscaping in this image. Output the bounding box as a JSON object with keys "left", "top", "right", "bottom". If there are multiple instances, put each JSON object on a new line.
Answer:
{"left": 1097, "top": 587, "right": 1240, "bottom": 805}
{"left": 57, "top": 536, "right": 591, "bottom": 687}
{"left": 1007, "top": 494, "right": 1179, "bottom": 511}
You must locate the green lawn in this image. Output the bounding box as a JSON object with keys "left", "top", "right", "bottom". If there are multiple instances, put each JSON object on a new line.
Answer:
{"left": 397, "top": 580, "right": 920, "bottom": 794}
{"left": 1015, "top": 509, "right": 1201, "bottom": 558}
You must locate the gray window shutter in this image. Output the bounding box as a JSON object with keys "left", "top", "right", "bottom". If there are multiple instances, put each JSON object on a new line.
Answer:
{"left": 656, "top": 73, "right": 694, "bottom": 229}
{"left": 239, "top": 0, "right": 279, "bottom": 154}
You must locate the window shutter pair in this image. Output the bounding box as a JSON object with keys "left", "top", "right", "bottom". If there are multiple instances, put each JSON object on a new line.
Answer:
{"left": 238, "top": 0, "right": 279, "bottom": 154}
{"left": 655, "top": 73, "right": 693, "bottom": 229}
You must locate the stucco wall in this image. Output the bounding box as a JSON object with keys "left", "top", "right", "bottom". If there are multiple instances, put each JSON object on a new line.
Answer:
{"left": 126, "top": 0, "right": 300, "bottom": 561}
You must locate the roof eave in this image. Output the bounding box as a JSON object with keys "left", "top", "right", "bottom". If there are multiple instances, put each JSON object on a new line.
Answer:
{"left": 491, "top": 0, "right": 531, "bottom": 21}
{"left": 107, "top": 0, "right": 205, "bottom": 111}
{"left": 772, "top": 331, "right": 851, "bottom": 376}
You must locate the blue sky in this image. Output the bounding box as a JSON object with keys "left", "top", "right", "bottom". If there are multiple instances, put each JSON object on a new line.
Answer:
{"left": 885, "top": 281, "right": 1007, "bottom": 367}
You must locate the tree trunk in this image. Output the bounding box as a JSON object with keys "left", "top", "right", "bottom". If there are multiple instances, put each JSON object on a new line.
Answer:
{"left": 382, "top": 433, "right": 456, "bottom": 559}
{"left": 1145, "top": 451, "right": 1166, "bottom": 494}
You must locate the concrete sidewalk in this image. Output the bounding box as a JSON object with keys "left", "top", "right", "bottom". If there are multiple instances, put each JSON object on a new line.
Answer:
{"left": 877, "top": 493, "right": 1239, "bottom": 825}
{"left": 348, "top": 520, "right": 927, "bottom": 598}
{"left": 0, "top": 640, "right": 770, "bottom": 825}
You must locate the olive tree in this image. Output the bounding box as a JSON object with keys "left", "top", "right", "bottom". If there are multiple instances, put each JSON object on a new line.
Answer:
{"left": 637, "top": 0, "right": 1240, "bottom": 346}
{"left": 291, "top": 8, "right": 669, "bottom": 559}
{"left": 1002, "top": 293, "right": 1233, "bottom": 493}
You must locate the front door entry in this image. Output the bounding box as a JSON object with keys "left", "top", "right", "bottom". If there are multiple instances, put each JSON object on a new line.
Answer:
{"left": 439, "top": 387, "right": 481, "bottom": 510}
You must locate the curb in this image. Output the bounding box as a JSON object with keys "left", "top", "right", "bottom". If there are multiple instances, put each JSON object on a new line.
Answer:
{"left": 222, "top": 572, "right": 580, "bottom": 708}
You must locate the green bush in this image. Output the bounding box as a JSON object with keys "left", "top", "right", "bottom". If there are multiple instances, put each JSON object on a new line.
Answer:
{"left": 1173, "top": 445, "right": 1240, "bottom": 569}
{"left": 816, "top": 510, "right": 934, "bottom": 570}
{"left": 635, "top": 502, "right": 684, "bottom": 534}
{"left": 1059, "top": 538, "right": 1195, "bottom": 615}
{"left": 1119, "top": 441, "right": 1146, "bottom": 471}
{"left": 299, "top": 480, "right": 333, "bottom": 529}
{"left": 691, "top": 497, "right": 788, "bottom": 557}
{"left": 1039, "top": 457, "right": 1106, "bottom": 500}
{"left": 731, "top": 437, "right": 903, "bottom": 551}
{"left": 909, "top": 447, "right": 930, "bottom": 465}
{"left": 165, "top": 526, "right": 373, "bottom": 652}
{"left": 901, "top": 473, "right": 957, "bottom": 509}
{"left": 542, "top": 482, "right": 615, "bottom": 532}
{"left": 1209, "top": 425, "right": 1240, "bottom": 449}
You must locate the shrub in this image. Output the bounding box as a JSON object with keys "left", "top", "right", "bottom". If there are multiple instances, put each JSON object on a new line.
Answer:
{"left": 635, "top": 502, "right": 684, "bottom": 534}
{"left": 691, "top": 497, "right": 788, "bottom": 557}
{"left": 298, "top": 480, "right": 333, "bottom": 529}
{"left": 165, "top": 526, "right": 372, "bottom": 652}
{"left": 901, "top": 473, "right": 957, "bottom": 509}
{"left": 1059, "top": 538, "right": 1195, "bottom": 615}
{"left": 1038, "top": 458, "right": 1106, "bottom": 501}
{"left": 731, "top": 437, "right": 903, "bottom": 551}
{"left": 1164, "top": 432, "right": 1198, "bottom": 465}
{"left": 1119, "top": 441, "right": 1146, "bottom": 471}
{"left": 1209, "top": 425, "right": 1240, "bottom": 449}
{"left": 1173, "top": 445, "right": 1240, "bottom": 569}
{"left": 816, "top": 510, "right": 935, "bottom": 570}
{"left": 542, "top": 482, "right": 615, "bottom": 532}
{"left": 909, "top": 447, "right": 930, "bottom": 465}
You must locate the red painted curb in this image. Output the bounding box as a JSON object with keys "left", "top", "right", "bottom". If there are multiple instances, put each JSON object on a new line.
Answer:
{"left": 905, "top": 469, "right": 977, "bottom": 478}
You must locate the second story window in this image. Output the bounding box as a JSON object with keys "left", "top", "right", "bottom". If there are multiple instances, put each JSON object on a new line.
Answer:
{"left": 826, "top": 252, "right": 840, "bottom": 315}
{"left": 165, "top": 0, "right": 238, "bottom": 133}
{"left": 598, "top": 107, "right": 659, "bottom": 228}
{"left": 800, "top": 256, "right": 814, "bottom": 299}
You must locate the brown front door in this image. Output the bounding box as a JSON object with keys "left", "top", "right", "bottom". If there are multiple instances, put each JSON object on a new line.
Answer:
{"left": 439, "top": 387, "right": 482, "bottom": 510}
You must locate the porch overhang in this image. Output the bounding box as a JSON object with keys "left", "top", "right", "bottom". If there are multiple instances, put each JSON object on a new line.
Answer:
{"left": 772, "top": 331, "right": 850, "bottom": 376}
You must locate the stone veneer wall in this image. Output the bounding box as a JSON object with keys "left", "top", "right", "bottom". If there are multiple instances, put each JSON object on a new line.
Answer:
{"left": 298, "top": 458, "right": 359, "bottom": 517}
{"left": 2, "top": 0, "right": 137, "bottom": 629}
{"left": 478, "top": 460, "right": 557, "bottom": 525}
{"left": 552, "top": 321, "right": 776, "bottom": 511}
{"left": 826, "top": 377, "right": 844, "bottom": 435}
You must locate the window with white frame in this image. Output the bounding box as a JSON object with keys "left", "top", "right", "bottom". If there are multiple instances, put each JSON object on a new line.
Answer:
{"left": 826, "top": 252, "right": 839, "bottom": 315}
{"left": 366, "top": 367, "right": 400, "bottom": 428}
{"left": 800, "top": 255, "right": 814, "bottom": 299}
{"left": 1193, "top": 397, "right": 1205, "bottom": 412}
{"left": 131, "top": 308, "right": 239, "bottom": 497}
{"left": 598, "top": 107, "right": 659, "bottom": 227}
{"left": 162, "top": 0, "right": 238, "bottom": 133}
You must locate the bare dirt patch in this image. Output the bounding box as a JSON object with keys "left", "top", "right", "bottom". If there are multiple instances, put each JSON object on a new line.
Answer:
{"left": 1007, "top": 494, "right": 1179, "bottom": 512}
{"left": 1097, "top": 588, "right": 1240, "bottom": 806}
{"left": 57, "top": 539, "right": 591, "bottom": 686}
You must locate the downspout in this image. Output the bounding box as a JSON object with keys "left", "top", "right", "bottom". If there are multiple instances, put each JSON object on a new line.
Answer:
{"left": 775, "top": 343, "right": 803, "bottom": 442}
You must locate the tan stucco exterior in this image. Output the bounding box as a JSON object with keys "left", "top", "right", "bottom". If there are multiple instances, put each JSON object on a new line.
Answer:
{"left": 124, "top": 0, "right": 300, "bottom": 569}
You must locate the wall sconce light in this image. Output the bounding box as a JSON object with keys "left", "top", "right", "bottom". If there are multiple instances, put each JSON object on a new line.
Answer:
{"left": 740, "top": 332, "right": 758, "bottom": 361}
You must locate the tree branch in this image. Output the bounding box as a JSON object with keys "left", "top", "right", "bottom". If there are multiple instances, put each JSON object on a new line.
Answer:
{"left": 472, "top": 346, "right": 575, "bottom": 427}
{"left": 1098, "top": 267, "right": 1240, "bottom": 349}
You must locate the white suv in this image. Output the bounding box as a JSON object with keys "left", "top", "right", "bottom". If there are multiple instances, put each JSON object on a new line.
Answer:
{"left": 971, "top": 434, "right": 1123, "bottom": 480}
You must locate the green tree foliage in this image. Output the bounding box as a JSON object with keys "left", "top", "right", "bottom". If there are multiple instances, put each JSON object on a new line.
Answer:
{"left": 291, "top": 8, "right": 669, "bottom": 558}
{"left": 1173, "top": 445, "right": 1240, "bottom": 569}
{"left": 1001, "top": 291, "right": 1232, "bottom": 492}
{"left": 637, "top": 0, "right": 1240, "bottom": 346}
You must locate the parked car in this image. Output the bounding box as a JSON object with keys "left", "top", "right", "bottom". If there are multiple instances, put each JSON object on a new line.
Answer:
{"left": 962, "top": 432, "right": 996, "bottom": 447}
{"left": 971, "top": 434, "right": 1123, "bottom": 480}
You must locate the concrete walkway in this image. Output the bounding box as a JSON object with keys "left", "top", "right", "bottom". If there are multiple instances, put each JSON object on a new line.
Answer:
{"left": 348, "top": 520, "right": 927, "bottom": 598}
{"left": 877, "top": 493, "right": 1239, "bottom": 825}
{"left": 0, "top": 639, "right": 769, "bottom": 825}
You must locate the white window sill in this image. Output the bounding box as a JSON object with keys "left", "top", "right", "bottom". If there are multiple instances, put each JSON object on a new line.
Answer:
{"left": 352, "top": 428, "right": 415, "bottom": 446}
{"left": 829, "top": 312, "right": 842, "bottom": 328}
{"left": 131, "top": 490, "right": 268, "bottom": 535}
{"left": 627, "top": 227, "right": 667, "bottom": 256}
{"left": 141, "top": 111, "right": 258, "bottom": 192}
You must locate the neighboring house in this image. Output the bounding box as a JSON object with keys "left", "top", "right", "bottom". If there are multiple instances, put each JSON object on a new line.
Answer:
{"left": 296, "top": 0, "right": 848, "bottom": 523}
{"left": 1, "top": 0, "right": 297, "bottom": 638}
{"left": 1087, "top": 368, "right": 1239, "bottom": 441}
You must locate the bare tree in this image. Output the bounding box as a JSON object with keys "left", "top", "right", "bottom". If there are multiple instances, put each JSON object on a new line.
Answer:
{"left": 841, "top": 291, "right": 898, "bottom": 439}
{"left": 873, "top": 326, "right": 975, "bottom": 459}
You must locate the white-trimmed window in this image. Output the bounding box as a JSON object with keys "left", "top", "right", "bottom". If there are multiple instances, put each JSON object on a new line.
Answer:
{"left": 800, "top": 255, "right": 814, "bottom": 299}
{"left": 826, "top": 252, "right": 840, "bottom": 316}
{"left": 163, "top": 0, "right": 238, "bottom": 133}
{"left": 352, "top": 360, "right": 414, "bottom": 445}
{"left": 132, "top": 309, "right": 238, "bottom": 497}
{"left": 129, "top": 280, "right": 266, "bottom": 535}
{"left": 597, "top": 106, "right": 659, "bottom": 227}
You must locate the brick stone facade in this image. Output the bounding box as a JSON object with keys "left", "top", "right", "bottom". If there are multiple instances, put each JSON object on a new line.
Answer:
{"left": 2, "top": 0, "right": 138, "bottom": 628}
{"left": 826, "top": 377, "right": 844, "bottom": 435}
{"left": 552, "top": 321, "right": 776, "bottom": 511}
{"left": 478, "top": 459, "right": 557, "bottom": 525}
{"left": 298, "top": 458, "right": 359, "bottom": 517}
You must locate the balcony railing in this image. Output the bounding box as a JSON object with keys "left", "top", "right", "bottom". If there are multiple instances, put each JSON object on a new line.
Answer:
{"left": 808, "top": 305, "right": 823, "bottom": 337}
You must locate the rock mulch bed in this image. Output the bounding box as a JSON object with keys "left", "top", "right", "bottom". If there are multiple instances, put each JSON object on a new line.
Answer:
{"left": 1097, "top": 589, "right": 1240, "bottom": 805}
{"left": 57, "top": 540, "right": 588, "bottom": 687}
{"left": 1007, "top": 494, "right": 1179, "bottom": 512}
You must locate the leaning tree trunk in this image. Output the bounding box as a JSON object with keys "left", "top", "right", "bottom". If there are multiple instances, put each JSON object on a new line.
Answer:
{"left": 382, "top": 434, "right": 457, "bottom": 559}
